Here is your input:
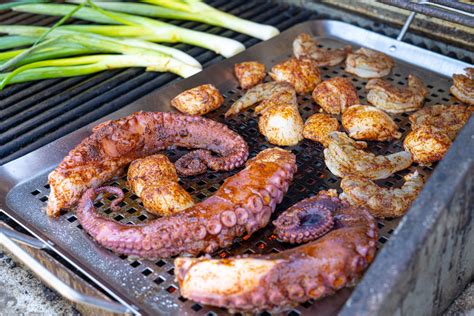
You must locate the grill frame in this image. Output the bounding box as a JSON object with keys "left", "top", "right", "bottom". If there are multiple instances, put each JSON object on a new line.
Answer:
{"left": 0, "top": 20, "right": 472, "bottom": 315}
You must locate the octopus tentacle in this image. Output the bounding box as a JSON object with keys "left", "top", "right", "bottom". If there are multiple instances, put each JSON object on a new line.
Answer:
{"left": 47, "top": 112, "right": 249, "bottom": 216}
{"left": 175, "top": 190, "right": 378, "bottom": 312}
{"left": 76, "top": 148, "right": 296, "bottom": 259}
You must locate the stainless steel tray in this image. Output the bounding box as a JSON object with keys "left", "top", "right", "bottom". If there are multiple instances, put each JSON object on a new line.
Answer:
{"left": 0, "top": 20, "right": 471, "bottom": 315}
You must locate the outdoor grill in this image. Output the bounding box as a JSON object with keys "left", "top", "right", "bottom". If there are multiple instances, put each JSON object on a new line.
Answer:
{"left": 0, "top": 1, "right": 473, "bottom": 316}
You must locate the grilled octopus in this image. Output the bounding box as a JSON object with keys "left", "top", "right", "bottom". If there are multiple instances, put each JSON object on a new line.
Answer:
{"left": 175, "top": 190, "right": 377, "bottom": 312}
{"left": 47, "top": 112, "right": 249, "bottom": 217}
{"left": 76, "top": 148, "right": 297, "bottom": 258}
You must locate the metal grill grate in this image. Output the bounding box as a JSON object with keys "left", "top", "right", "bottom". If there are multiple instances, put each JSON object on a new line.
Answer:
{"left": 21, "top": 35, "right": 463, "bottom": 314}
{"left": 0, "top": 0, "right": 313, "bottom": 165}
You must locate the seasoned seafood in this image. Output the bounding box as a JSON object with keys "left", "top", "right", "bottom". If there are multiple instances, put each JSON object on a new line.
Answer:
{"left": 324, "top": 132, "right": 412, "bottom": 179}
{"left": 269, "top": 57, "right": 321, "bottom": 94}
{"left": 225, "top": 81, "right": 293, "bottom": 117}
{"left": 409, "top": 104, "right": 473, "bottom": 140}
{"left": 76, "top": 148, "right": 296, "bottom": 258}
{"left": 234, "top": 61, "right": 266, "bottom": 89}
{"left": 450, "top": 67, "right": 474, "bottom": 105}
{"left": 345, "top": 48, "right": 394, "bottom": 78}
{"left": 340, "top": 171, "right": 424, "bottom": 218}
{"left": 171, "top": 84, "right": 224, "bottom": 116}
{"left": 127, "top": 155, "right": 194, "bottom": 216}
{"left": 273, "top": 190, "right": 337, "bottom": 243}
{"left": 303, "top": 113, "right": 340, "bottom": 147}
{"left": 175, "top": 190, "right": 377, "bottom": 312}
{"left": 312, "top": 77, "right": 359, "bottom": 114}
{"left": 293, "top": 33, "right": 351, "bottom": 67}
{"left": 257, "top": 91, "right": 304, "bottom": 146}
{"left": 403, "top": 126, "right": 452, "bottom": 165}
{"left": 47, "top": 112, "right": 248, "bottom": 217}
{"left": 342, "top": 105, "right": 401, "bottom": 141}
{"left": 366, "top": 74, "right": 428, "bottom": 113}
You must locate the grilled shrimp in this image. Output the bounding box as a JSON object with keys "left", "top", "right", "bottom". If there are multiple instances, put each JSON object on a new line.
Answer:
{"left": 312, "top": 77, "right": 359, "bottom": 114}
{"left": 171, "top": 84, "right": 224, "bottom": 116}
{"left": 225, "top": 81, "right": 293, "bottom": 117}
{"left": 293, "top": 33, "right": 352, "bottom": 67}
{"left": 366, "top": 74, "right": 428, "bottom": 113}
{"left": 450, "top": 67, "right": 474, "bottom": 105}
{"left": 324, "top": 132, "right": 412, "bottom": 179}
{"left": 403, "top": 126, "right": 452, "bottom": 166}
{"left": 345, "top": 48, "right": 394, "bottom": 78}
{"left": 303, "top": 113, "right": 340, "bottom": 147}
{"left": 340, "top": 171, "right": 424, "bottom": 218}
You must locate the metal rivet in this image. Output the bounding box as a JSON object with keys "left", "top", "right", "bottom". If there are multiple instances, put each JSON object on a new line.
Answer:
{"left": 389, "top": 45, "right": 397, "bottom": 52}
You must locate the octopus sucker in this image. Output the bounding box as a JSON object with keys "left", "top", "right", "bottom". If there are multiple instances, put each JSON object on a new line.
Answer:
{"left": 273, "top": 191, "right": 340, "bottom": 244}
{"left": 47, "top": 112, "right": 249, "bottom": 216}
{"left": 76, "top": 148, "right": 296, "bottom": 259}
{"left": 175, "top": 190, "right": 377, "bottom": 312}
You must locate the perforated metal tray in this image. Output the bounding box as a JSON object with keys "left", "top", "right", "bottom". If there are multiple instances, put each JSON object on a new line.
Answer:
{"left": 0, "top": 20, "right": 470, "bottom": 315}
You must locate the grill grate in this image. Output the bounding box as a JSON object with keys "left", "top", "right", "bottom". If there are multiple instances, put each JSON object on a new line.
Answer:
{"left": 22, "top": 36, "right": 462, "bottom": 314}
{"left": 0, "top": 0, "right": 313, "bottom": 165}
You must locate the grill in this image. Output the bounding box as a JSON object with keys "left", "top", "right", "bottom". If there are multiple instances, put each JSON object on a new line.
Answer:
{"left": 0, "top": 2, "right": 473, "bottom": 316}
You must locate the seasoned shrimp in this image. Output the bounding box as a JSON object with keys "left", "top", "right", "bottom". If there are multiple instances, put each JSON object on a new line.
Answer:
{"left": 293, "top": 33, "right": 352, "bottom": 67}
{"left": 345, "top": 48, "right": 394, "bottom": 78}
{"left": 324, "top": 132, "right": 412, "bottom": 180}
{"left": 450, "top": 67, "right": 474, "bottom": 105}
{"left": 225, "top": 81, "right": 293, "bottom": 117}
{"left": 403, "top": 126, "right": 452, "bottom": 166}
{"left": 340, "top": 171, "right": 424, "bottom": 218}
{"left": 303, "top": 113, "right": 340, "bottom": 147}
{"left": 312, "top": 77, "right": 359, "bottom": 114}
{"left": 234, "top": 61, "right": 266, "bottom": 89}
{"left": 366, "top": 74, "right": 428, "bottom": 113}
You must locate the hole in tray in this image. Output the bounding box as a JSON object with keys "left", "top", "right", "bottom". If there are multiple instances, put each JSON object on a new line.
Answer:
{"left": 39, "top": 196, "right": 48, "bottom": 202}
{"left": 107, "top": 195, "right": 117, "bottom": 201}
{"left": 67, "top": 215, "right": 77, "bottom": 223}
{"left": 94, "top": 201, "right": 104, "bottom": 208}
{"left": 119, "top": 254, "right": 127, "bottom": 260}
{"left": 156, "top": 260, "right": 166, "bottom": 267}
{"left": 44, "top": 184, "right": 50, "bottom": 189}
{"left": 167, "top": 268, "right": 174, "bottom": 275}
{"left": 377, "top": 222, "right": 385, "bottom": 229}
{"left": 379, "top": 236, "right": 388, "bottom": 244}
{"left": 206, "top": 312, "right": 217, "bottom": 316}
{"left": 114, "top": 215, "right": 124, "bottom": 221}
{"left": 191, "top": 304, "right": 202, "bottom": 312}
{"left": 138, "top": 214, "right": 148, "bottom": 221}
{"left": 31, "top": 190, "right": 40, "bottom": 196}
{"left": 142, "top": 268, "right": 153, "bottom": 276}
{"left": 154, "top": 277, "right": 165, "bottom": 285}
{"left": 288, "top": 311, "right": 300, "bottom": 316}
{"left": 104, "top": 209, "right": 112, "bottom": 215}
{"left": 178, "top": 296, "right": 188, "bottom": 302}
{"left": 127, "top": 207, "right": 137, "bottom": 214}
{"left": 130, "top": 260, "right": 141, "bottom": 268}
{"left": 301, "top": 301, "right": 313, "bottom": 308}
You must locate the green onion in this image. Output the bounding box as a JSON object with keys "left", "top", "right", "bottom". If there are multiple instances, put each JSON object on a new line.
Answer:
{"left": 0, "top": 25, "right": 202, "bottom": 68}
{"left": 0, "top": 54, "right": 201, "bottom": 89}
{"left": 69, "top": 0, "right": 280, "bottom": 41}
{"left": 13, "top": 3, "right": 246, "bottom": 57}
{"left": 0, "top": 35, "right": 38, "bottom": 50}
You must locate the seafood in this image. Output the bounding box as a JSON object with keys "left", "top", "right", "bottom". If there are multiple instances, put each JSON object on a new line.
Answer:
{"left": 366, "top": 74, "right": 428, "bottom": 113}
{"left": 303, "top": 113, "right": 340, "bottom": 147}
{"left": 269, "top": 57, "right": 321, "bottom": 94}
{"left": 234, "top": 61, "right": 266, "bottom": 89}
{"left": 345, "top": 48, "right": 394, "bottom": 78}
{"left": 76, "top": 148, "right": 297, "bottom": 258}
{"left": 225, "top": 81, "right": 293, "bottom": 117}
{"left": 175, "top": 190, "right": 377, "bottom": 312}
{"left": 257, "top": 91, "right": 304, "bottom": 146}
{"left": 450, "top": 67, "right": 474, "bottom": 105}
{"left": 342, "top": 105, "right": 401, "bottom": 141}
{"left": 312, "top": 77, "right": 359, "bottom": 114}
{"left": 127, "top": 155, "right": 194, "bottom": 216}
{"left": 293, "top": 33, "right": 352, "bottom": 67}
{"left": 324, "top": 132, "right": 412, "bottom": 179}
{"left": 171, "top": 84, "right": 224, "bottom": 116}
{"left": 403, "top": 126, "right": 452, "bottom": 165}
{"left": 340, "top": 171, "right": 424, "bottom": 218}
{"left": 409, "top": 104, "right": 473, "bottom": 140}
{"left": 273, "top": 191, "right": 338, "bottom": 243}
{"left": 47, "top": 112, "right": 248, "bottom": 216}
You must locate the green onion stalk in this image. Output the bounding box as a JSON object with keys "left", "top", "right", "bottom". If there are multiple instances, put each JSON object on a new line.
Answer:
{"left": 0, "top": 54, "right": 200, "bottom": 90}
{"left": 67, "top": 0, "right": 280, "bottom": 41}
{"left": 0, "top": 25, "right": 202, "bottom": 68}
{"left": 0, "top": 35, "right": 38, "bottom": 50}
{"left": 13, "top": 3, "right": 246, "bottom": 57}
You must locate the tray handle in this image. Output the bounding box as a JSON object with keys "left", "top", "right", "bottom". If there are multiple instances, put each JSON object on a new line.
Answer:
{"left": 0, "top": 224, "right": 132, "bottom": 315}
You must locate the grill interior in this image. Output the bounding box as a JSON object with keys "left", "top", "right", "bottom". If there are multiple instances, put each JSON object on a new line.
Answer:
{"left": 0, "top": 0, "right": 314, "bottom": 165}
{"left": 22, "top": 36, "right": 462, "bottom": 314}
